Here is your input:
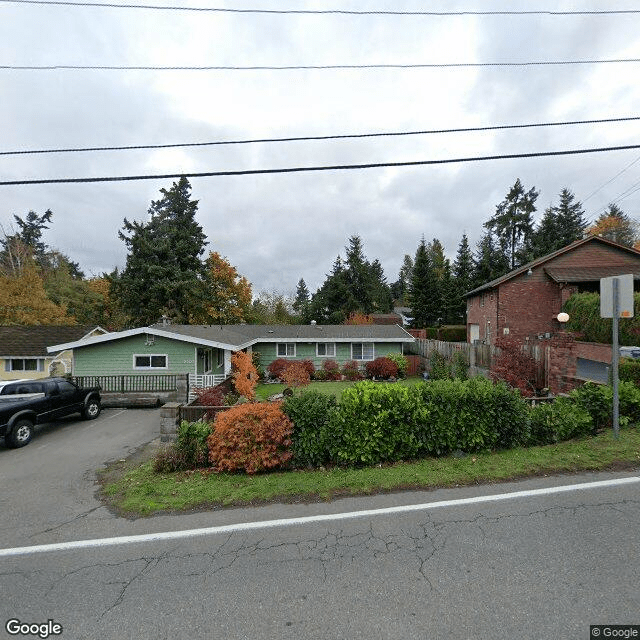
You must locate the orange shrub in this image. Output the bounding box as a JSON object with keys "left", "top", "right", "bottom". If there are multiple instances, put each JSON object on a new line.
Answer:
{"left": 281, "top": 361, "right": 311, "bottom": 391}
{"left": 231, "top": 350, "right": 259, "bottom": 400}
{"left": 207, "top": 403, "right": 293, "bottom": 474}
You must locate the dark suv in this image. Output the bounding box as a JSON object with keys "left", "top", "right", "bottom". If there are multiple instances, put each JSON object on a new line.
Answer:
{"left": 0, "top": 377, "right": 101, "bottom": 448}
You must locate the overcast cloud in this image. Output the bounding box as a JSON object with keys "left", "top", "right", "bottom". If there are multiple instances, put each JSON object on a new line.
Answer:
{"left": 2, "top": 0, "right": 640, "bottom": 297}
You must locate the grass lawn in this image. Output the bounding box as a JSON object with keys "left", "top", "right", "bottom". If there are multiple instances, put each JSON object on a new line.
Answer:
{"left": 255, "top": 377, "right": 424, "bottom": 401}
{"left": 99, "top": 427, "right": 640, "bottom": 517}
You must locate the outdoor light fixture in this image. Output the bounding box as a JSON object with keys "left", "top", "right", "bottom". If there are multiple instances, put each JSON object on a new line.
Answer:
{"left": 527, "top": 268, "right": 533, "bottom": 276}
{"left": 557, "top": 312, "right": 570, "bottom": 323}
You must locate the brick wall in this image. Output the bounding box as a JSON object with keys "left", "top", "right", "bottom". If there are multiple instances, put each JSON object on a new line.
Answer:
{"left": 497, "top": 274, "right": 564, "bottom": 342}
{"left": 466, "top": 290, "right": 498, "bottom": 344}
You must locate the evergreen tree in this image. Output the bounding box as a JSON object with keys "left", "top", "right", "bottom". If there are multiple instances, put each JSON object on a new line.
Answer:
{"left": 440, "top": 260, "right": 460, "bottom": 324}
{"left": 391, "top": 254, "right": 413, "bottom": 304}
{"left": 452, "top": 233, "right": 474, "bottom": 320}
{"left": 292, "top": 278, "right": 310, "bottom": 315}
{"left": 408, "top": 238, "right": 440, "bottom": 328}
{"left": 472, "top": 232, "right": 510, "bottom": 289}
{"left": 484, "top": 178, "right": 538, "bottom": 270}
{"left": 532, "top": 188, "right": 586, "bottom": 257}
{"left": 112, "top": 177, "right": 208, "bottom": 326}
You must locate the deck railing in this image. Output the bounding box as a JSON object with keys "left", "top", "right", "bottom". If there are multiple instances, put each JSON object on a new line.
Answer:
{"left": 73, "top": 374, "right": 178, "bottom": 393}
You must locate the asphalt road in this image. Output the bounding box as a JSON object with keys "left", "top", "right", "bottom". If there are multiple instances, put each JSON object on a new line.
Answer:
{"left": 1, "top": 410, "right": 639, "bottom": 640}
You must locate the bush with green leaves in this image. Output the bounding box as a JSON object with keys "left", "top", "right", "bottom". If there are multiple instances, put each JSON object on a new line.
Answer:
{"left": 385, "top": 352, "right": 409, "bottom": 378}
{"left": 412, "top": 377, "right": 529, "bottom": 454}
{"left": 570, "top": 382, "right": 610, "bottom": 431}
{"left": 451, "top": 351, "right": 468, "bottom": 381}
{"left": 528, "top": 398, "right": 592, "bottom": 445}
{"left": 153, "top": 420, "right": 212, "bottom": 472}
{"left": 328, "top": 381, "right": 422, "bottom": 465}
{"left": 569, "top": 381, "right": 640, "bottom": 431}
{"left": 619, "top": 358, "right": 640, "bottom": 387}
{"left": 282, "top": 390, "right": 338, "bottom": 467}
{"left": 428, "top": 351, "right": 450, "bottom": 380}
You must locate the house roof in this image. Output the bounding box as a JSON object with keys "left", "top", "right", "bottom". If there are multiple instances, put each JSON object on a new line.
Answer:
{"left": 465, "top": 236, "right": 640, "bottom": 297}
{"left": 544, "top": 266, "right": 640, "bottom": 283}
{"left": 46, "top": 323, "right": 415, "bottom": 353}
{"left": 0, "top": 325, "right": 106, "bottom": 357}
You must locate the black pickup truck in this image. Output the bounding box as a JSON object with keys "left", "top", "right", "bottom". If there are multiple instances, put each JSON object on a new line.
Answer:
{"left": 0, "top": 377, "right": 101, "bottom": 448}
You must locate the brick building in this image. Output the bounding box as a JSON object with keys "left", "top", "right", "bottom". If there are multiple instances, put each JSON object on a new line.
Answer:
{"left": 465, "top": 236, "right": 640, "bottom": 345}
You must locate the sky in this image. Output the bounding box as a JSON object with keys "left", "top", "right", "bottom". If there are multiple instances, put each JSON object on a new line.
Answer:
{"left": 2, "top": 0, "right": 640, "bottom": 299}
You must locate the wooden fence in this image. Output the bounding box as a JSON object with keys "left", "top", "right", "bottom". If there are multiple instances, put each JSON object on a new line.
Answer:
{"left": 409, "top": 339, "right": 548, "bottom": 386}
{"left": 410, "top": 339, "right": 496, "bottom": 369}
{"left": 73, "top": 374, "right": 178, "bottom": 393}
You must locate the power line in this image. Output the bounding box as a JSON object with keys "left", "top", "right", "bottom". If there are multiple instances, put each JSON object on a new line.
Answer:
{"left": 2, "top": 143, "right": 640, "bottom": 186}
{"left": 3, "top": 0, "right": 640, "bottom": 15}
{"left": 4, "top": 58, "right": 640, "bottom": 71}
{"left": 3, "top": 115, "right": 639, "bottom": 156}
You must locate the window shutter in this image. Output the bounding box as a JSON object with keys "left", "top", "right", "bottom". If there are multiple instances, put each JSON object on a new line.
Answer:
{"left": 4, "top": 359, "right": 10, "bottom": 372}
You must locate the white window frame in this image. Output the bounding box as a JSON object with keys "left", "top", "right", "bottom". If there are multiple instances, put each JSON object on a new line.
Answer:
{"left": 316, "top": 342, "right": 336, "bottom": 358}
{"left": 217, "top": 349, "right": 225, "bottom": 368}
{"left": 7, "top": 358, "right": 45, "bottom": 372}
{"left": 276, "top": 343, "right": 296, "bottom": 357}
{"left": 351, "top": 343, "right": 374, "bottom": 361}
{"left": 133, "top": 354, "right": 168, "bottom": 370}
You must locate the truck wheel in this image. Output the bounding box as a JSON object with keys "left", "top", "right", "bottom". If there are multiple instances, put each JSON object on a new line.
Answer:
{"left": 8, "top": 419, "right": 33, "bottom": 448}
{"left": 83, "top": 399, "right": 101, "bottom": 420}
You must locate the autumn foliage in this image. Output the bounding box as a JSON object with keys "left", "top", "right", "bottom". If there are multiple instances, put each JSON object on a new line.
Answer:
{"left": 489, "top": 338, "right": 541, "bottom": 397}
{"left": 207, "top": 402, "right": 293, "bottom": 474}
{"left": 365, "top": 357, "right": 398, "bottom": 379}
{"left": 281, "top": 361, "right": 311, "bottom": 391}
{"left": 231, "top": 350, "right": 259, "bottom": 400}
{"left": 344, "top": 312, "right": 373, "bottom": 325}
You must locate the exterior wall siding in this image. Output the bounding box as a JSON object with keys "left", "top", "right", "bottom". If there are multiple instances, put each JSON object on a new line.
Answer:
{"left": 73, "top": 335, "right": 198, "bottom": 376}
{"left": 253, "top": 341, "right": 403, "bottom": 370}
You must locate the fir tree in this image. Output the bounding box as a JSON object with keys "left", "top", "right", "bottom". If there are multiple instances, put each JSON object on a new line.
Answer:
{"left": 409, "top": 237, "right": 440, "bottom": 328}
{"left": 452, "top": 233, "right": 474, "bottom": 320}
{"left": 484, "top": 178, "right": 538, "bottom": 270}
{"left": 532, "top": 188, "right": 586, "bottom": 257}
{"left": 292, "top": 278, "right": 310, "bottom": 315}
{"left": 112, "top": 177, "right": 208, "bottom": 326}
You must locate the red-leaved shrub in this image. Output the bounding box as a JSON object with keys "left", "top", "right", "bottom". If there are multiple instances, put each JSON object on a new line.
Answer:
{"left": 489, "top": 338, "right": 540, "bottom": 397}
{"left": 192, "top": 386, "right": 226, "bottom": 407}
{"left": 267, "top": 358, "right": 289, "bottom": 380}
{"left": 365, "top": 357, "right": 398, "bottom": 379}
{"left": 322, "top": 359, "right": 341, "bottom": 380}
{"left": 342, "top": 360, "right": 363, "bottom": 381}
{"left": 207, "top": 403, "right": 293, "bottom": 474}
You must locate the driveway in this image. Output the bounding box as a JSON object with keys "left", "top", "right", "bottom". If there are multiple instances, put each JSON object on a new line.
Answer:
{"left": 0, "top": 408, "right": 161, "bottom": 544}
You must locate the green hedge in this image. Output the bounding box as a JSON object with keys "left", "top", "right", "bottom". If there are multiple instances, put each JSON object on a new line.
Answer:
{"left": 282, "top": 391, "right": 337, "bottom": 468}
{"left": 563, "top": 293, "right": 640, "bottom": 345}
{"left": 619, "top": 358, "right": 640, "bottom": 386}
{"left": 423, "top": 326, "right": 467, "bottom": 342}
{"left": 325, "top": 378, "right": 530, "bottom": 466}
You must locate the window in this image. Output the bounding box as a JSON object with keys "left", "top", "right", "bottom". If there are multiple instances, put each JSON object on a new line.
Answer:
{"left": 6, "top": 358, "right": 44, "bottom": 372}
{"left": 217, "top": 349, "right": 225, "bottom": 368}
{"left": 316, "top": 343, "right": 336, "bottom": 357}
{"left": 351, "top": 343, "right": 374, "bottom": 361}
{"left": 133, "top": 354, "right": 168, "bottom": 369}
{"left": 277, "top": 343, "right": 296, "bottom": 357}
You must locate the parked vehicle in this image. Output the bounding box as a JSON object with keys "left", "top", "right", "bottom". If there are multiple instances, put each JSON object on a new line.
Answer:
{"left": 0, "top": 377, "right": 101, "bottom": 448}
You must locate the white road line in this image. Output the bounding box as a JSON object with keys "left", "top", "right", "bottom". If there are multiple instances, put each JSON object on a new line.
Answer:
{"left": 1, "top": 475, "right": 638, "bottom": 558}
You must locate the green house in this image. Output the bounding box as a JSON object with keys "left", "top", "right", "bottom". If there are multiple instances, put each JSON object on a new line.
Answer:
{"left": 47, "top": 323, "right": 416, "bottom": 388}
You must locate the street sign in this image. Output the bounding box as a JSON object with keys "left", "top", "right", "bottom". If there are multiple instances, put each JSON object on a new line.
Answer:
{"left": 600, "top": 274, "right": 634, "bottom": 318}
{"left": 600, "top": 274, "right": 635, "bottom": 439}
